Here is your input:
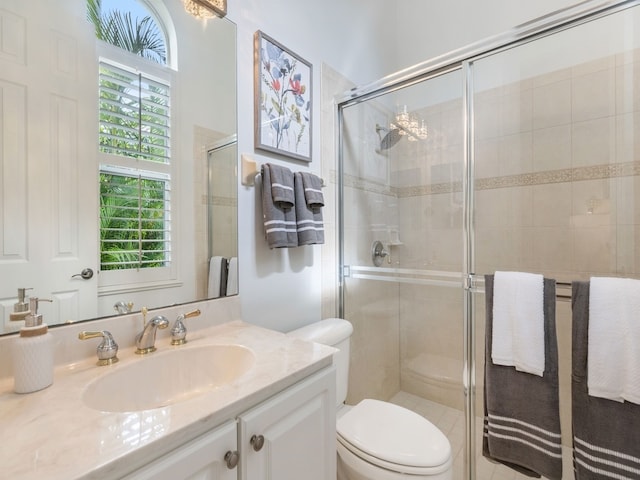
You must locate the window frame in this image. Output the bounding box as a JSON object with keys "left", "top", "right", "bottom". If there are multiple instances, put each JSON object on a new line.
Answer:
{"left": 96, "top": 40, "right": 179, "bottom": 292}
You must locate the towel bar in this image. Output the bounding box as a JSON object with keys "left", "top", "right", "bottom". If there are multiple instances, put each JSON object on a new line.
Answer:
{"left": 240, "top": 154, "right": 325, "bottom": 187}
{"left": 251, "top": 171, "right": 325, "bottom": 188}
{"left": 556, "top": 281, "right": 572, "bottom": 301}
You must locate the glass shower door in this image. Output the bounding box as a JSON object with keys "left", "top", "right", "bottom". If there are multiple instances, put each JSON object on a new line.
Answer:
{"left": 339, "top": 69, "right": 467, "bottom": 478}
{"left": 470, "top": 5, "right": 640, "bottom": 478}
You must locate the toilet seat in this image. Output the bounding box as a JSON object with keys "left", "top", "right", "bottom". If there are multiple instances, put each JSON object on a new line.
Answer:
{"left": 337, "top": 399, "right": 452, "bottom": 475}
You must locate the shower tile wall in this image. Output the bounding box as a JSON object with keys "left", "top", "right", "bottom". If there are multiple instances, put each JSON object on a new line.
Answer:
{"left": 393, "top": 96, "right": 465, "bottom": 410}
{"left": 340, "top": 48, "right": 640, "bottom": 458}
{"left": 319, "top": 63, "right": 353, "bottom": 322}
{"left": 474, "top": 50, "right": 640, "bottom": 446}
{"left": 395, "top": 48, "right": 640, "bottom": 442}
{"left": 341, "top": 103, "right": 402, "bottom": 404}
{"left": 369, "top": 50, "right": 640, "bottom": 448}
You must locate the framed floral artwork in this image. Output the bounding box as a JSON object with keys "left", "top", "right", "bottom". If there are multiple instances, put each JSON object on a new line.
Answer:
{"left": 254, "top": 31, "right": 312, "bottom": 162}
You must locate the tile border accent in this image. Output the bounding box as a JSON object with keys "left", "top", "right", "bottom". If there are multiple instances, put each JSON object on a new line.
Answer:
{"left": 341, "top": 161, "right": 640, "bottom": 198}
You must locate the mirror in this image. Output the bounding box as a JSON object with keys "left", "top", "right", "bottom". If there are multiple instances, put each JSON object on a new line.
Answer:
{"left": 0, "top": 0, "right": 238, "bottom": 334}
{"left": 205, "top": 138, "right": 239, "bottom": 299}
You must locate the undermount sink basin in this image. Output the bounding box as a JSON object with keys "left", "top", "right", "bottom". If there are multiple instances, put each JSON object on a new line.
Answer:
{"left": 82, "top": 344, "right": 255, "bottom": 412}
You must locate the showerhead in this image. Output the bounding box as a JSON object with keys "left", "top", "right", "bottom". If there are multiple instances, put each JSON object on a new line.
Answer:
{"left": 376, "top": 124, "right": 402, "bottom": 152}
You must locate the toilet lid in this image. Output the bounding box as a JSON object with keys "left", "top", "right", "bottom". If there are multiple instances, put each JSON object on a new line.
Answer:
{"left": 337, "top": 399, "right": 451, "bottom": 469}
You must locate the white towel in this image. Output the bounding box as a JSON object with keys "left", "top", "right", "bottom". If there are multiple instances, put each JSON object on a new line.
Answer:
{"left": 492, "top": 271, "right": 545, "bottom": 376}
{"left": 588, "top": 276, "right": 640, "bottom": 403}
{"left": 226, "top": 257, "right": 238, "bottom": 296}
{"left": 207, "top": 256, "right": 224, "bottom": 298}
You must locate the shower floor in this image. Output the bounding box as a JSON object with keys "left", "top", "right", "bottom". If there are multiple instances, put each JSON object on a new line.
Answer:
{"left": 389, "top": 391, "right": 575, "bottom": 480}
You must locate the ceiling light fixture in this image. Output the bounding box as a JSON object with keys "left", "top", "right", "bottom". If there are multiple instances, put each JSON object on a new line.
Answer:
{"left": 183, "top": 0, "right": 227, "bottom": 19}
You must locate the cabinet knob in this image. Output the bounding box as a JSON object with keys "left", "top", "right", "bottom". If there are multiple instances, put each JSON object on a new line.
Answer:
{"left": 250, "top": 434, "right": 265, "bottom": 452}
{"left": 224, "top": 450, "right": 239, "bottom": 469}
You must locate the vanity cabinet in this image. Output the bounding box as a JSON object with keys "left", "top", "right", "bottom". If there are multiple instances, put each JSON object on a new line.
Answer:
{"left": 121, "top": 420, "right": 238, "bottom": 480}
{"left": 238, "top": 367, "right": 336, "bottom": 480}
{"left": 125, "top": 367, "right": 336, "bottom": 480}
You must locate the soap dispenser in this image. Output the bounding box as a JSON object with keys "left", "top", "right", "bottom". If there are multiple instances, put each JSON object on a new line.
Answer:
{"left": 12, "top": 297, "right": 54, "bottom": 394}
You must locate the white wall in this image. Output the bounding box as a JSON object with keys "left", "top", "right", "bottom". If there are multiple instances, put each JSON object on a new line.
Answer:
{"left": 393, "top": 0, "right": 587, "bottom": 73}
{"left": 223, "top": 0, "right": 600, "bottom": 332}
{"left": 225, "top": 0, "right": 393, "bottom": 331}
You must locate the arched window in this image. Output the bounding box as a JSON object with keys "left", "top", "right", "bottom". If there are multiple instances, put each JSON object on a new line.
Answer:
{"left": 88, "top": 0, "right": 175, "bottom": 286}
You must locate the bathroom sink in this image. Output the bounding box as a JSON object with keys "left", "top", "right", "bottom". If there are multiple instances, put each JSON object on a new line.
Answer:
{"left": 82, "top": 344, "right": 255, "bottom": 412}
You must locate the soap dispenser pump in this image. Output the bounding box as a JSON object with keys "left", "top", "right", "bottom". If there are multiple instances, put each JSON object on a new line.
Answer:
{"left": 9, "top": 287, "right": 33, "bottom": 322}
{"left": 12, "top": 297, "right": 54, "bottom": 394}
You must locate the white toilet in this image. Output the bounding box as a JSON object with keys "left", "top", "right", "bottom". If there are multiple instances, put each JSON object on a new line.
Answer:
{"left": 288, "top": 318, "right": 453, "bottom": 480}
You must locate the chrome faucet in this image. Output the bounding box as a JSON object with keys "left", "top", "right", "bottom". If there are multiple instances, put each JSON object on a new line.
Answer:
{"left": 113, "top": 300, "right": 134, "bottom": 315}
{"left": 135, "top": 314, "right": 169, "bottom": 354}
{"left": 170, "top": 309, "right": 201, "bottom": 345}
{"left": 79, "top": 330, "right": 119, "bottom": 366}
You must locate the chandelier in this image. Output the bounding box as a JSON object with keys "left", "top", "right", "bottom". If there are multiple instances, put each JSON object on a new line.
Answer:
{"left": 183, "top": 0, "right": 227, "bottom": 19}
{"left": 391, "top": 105, "right": 428, "bottom": 141}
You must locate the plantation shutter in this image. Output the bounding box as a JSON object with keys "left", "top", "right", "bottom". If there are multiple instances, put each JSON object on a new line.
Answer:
{"left": 100, "top": 166, "right": 171, "bottom": 270}
{"left": 98, "top": 59, "right": 172, "bottom": 271}
{"left": 98, "top": 60, "right": 170, "bottom": 163}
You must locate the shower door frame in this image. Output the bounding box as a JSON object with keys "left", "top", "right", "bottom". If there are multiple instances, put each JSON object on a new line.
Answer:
{"left": 336, "top": 1, "right": 640, "bottom": 479}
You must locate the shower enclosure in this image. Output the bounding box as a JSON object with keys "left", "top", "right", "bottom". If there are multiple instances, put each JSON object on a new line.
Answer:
{"left": 337, "top": 1, "right": 640, "bottom": 478}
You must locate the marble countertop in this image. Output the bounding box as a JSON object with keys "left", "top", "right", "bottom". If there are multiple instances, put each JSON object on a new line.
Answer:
{"left": 0, "top": 320, "right": 335, "bottom": 480}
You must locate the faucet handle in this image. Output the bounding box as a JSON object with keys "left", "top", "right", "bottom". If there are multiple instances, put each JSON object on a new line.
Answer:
{"left": 79, "top": 330, "right": 119, "bottom": 366}
{"left": 170, "top": 309, "right": 201, "bottom": 346}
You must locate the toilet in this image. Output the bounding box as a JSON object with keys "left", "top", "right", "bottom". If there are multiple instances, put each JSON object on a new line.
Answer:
{"left": 288, "top": 318, "right": 453, "bottom": 480}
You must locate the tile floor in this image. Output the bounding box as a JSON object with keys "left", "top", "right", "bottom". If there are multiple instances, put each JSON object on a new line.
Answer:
{"left": 389, "top": 391, "right": 574, "bottom": 480}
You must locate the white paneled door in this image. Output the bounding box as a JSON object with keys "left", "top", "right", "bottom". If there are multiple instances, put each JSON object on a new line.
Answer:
{"left": 0, "top": 0, "right": 98, "bottom": 331}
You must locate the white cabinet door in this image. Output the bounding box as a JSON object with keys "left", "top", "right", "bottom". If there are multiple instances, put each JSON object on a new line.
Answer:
{"left": 123, "top": 420, "right": 238, "bottom": 480}
{"left": 238, "top": 367, "right": 336, "bottom": 480}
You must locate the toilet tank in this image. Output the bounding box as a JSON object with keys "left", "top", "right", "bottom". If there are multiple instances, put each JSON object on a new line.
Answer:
{"left": 288, "top": 318, "right": 353, "bottom": 406}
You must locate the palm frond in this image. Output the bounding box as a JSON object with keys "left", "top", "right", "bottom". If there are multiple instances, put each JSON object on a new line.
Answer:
{"left": 86, "top": 0, "right": 166, "bottom": 64}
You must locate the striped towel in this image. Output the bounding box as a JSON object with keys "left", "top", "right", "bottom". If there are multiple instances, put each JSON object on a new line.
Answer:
{"left": 572, "top": 281, "right": 640, "bottom": 480}
{"left": 261, "top": 164, "right": 297, "bottom": 248}
{"left": 294, "top": 172, "right": 324, "bottom": 245}
{"left": 266, "top": 162, "right": 295, "bottom": 207}
{"left": 483, "top": 274, "right": 562, "bottom": 479}
{"left": 300, "top": 171, "right": 324, "bottom": 207}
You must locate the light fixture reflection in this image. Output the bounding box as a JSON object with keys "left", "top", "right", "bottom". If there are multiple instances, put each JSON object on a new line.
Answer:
{"left": 183, "top": 0, "right": 227, "bottom": 19}
{"left": 391, "top": 105, "right": 428, "bottom": 141}
{"left": 183, "top": 0, "right": 214, "bottom": 18}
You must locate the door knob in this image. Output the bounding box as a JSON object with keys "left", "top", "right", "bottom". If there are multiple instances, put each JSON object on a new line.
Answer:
{"left": 72, "top": 268, "right": 94, "bottom": 280}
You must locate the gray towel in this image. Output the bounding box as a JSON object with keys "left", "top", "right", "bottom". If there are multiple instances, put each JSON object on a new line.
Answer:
{"left": 266, "top": 163, "right": 295, "bottom": 207}
{"left": 300, "top": 172, "right": 324, "bottom": 207}
{"left": 572, "top": 281, "right": 640, "bottom": 479}
{"left": 294, "top": 172, "right": 324, "bottom": 246}
{"left": 219, "top": 257, "right": 228, "bottom": 297}
{"left": 261, "top": 164, "right": 297, "bottom": 248}
{"left": 483, "top": 274, "right": 562, "bottom": 480}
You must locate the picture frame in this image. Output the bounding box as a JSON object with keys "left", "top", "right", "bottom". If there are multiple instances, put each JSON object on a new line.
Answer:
{"left": 254, "top": 31, "right": 312, "bottom": 162}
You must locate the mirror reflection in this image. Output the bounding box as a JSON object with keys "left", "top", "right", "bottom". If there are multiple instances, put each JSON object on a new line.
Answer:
{"left": 0, "top": 0, "right": 238, "bottom": 335}
{"left": 205, "top": 138, "right": 239, "bottom": 299}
